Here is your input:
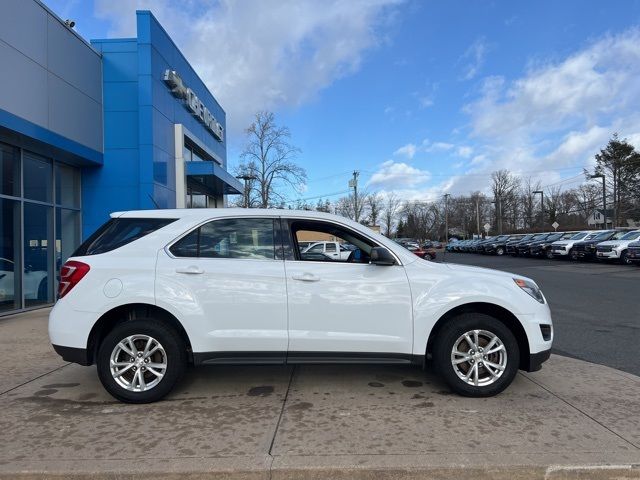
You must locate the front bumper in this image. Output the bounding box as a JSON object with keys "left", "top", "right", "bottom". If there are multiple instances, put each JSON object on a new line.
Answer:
{"left": 596, "top": 250, "right": 620, "bottom": 260}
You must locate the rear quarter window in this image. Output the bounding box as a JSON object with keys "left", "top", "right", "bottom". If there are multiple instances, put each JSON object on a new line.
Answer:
{"left": 74, "top": 218, "right": 177, "bottom": 256}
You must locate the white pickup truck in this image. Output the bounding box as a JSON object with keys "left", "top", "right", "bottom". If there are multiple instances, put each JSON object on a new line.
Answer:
{"left": 302, "top": 241, "right": 353, "bottom": 261}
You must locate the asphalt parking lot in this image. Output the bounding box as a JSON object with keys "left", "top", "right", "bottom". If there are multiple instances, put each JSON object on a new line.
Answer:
{"left": 439, "top": 252, "right": 640, "bottom": 377}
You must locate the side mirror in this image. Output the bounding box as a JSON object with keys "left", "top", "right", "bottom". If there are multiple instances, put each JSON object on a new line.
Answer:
{"left": 370, "top": 247, "right": 396, "bottom": 266}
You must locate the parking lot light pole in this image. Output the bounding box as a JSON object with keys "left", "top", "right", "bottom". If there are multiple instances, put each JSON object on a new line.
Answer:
{"left": 236, "top": 174, "right": 256, "bottom": 208}
{"left": 444, "top": 193, "right": 450, "bottom": 243}
{"left": 589, "top": 174, "right": 606, "bottom": 228}
{"left": 533, "top": 190, "right": 544, "bottom": 232}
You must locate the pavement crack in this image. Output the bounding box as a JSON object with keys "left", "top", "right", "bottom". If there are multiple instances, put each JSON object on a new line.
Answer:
{"left": 0, "top": 362, "right": 71, "bottom": 397}
{"left": 268, "top": 365, "right": 296, "bottom": 457}
{"left": 521, "top": 373, "right": 640, "bottom": 450}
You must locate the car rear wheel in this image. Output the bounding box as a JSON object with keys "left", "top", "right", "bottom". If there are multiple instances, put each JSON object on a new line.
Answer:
{"left": 569, "top": 248, "right": 578, "bottom": 261}
{"left": 496, "top": 247, "right": 504, "bottom": 256}
{"left": 433, "top": 313, "right": 519, "bottom": 397}
{"left": 545, "top": 248, "right": 554, "bottom": 259}
{"left": 97, "top": 319, "right": 187, "bottom": 403}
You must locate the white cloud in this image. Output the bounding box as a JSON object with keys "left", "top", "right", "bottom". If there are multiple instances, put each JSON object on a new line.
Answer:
{"left": 434, "top": 28, "right": 640, "bottom": 199}
{"left": 368, "top": 160, "right": 430, "bottom": 189}
{"left": 460, "top": 37, "right": 489, "bottom": 80}
{"left": 425, "top": 141, "right": 455, "bottom": 152}
{"left": 393, "top": 143, "right": 417, "bottom": 159}
{"left": 466, "top": 30, "right": 640, "bottom": 140}
{"left": 95, "top": 0, "right": 403, "bottom": 136}
{"left": 456, "top": 146, "right": 473, "bottom": 158}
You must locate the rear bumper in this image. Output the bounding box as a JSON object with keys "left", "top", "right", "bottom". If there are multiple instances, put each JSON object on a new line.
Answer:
{"left": 524, "top": 349, "right": 551, "bottom": 372}
{"left": 52, "top": 344, "right": 91, "bottom": 366}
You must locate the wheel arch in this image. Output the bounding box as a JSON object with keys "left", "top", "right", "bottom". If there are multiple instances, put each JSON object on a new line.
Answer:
{"left": 86, "top": 303, "right": 193, "bottom": 366}
{"left": 426, "top": 302, "right": 530, "bottom": 370}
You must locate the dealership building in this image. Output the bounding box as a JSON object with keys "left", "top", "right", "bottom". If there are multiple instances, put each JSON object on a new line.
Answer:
{"left": 0, "top": 0, "right": 242, "bottom": 314}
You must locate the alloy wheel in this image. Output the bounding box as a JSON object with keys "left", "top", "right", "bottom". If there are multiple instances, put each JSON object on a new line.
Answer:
{"left": 110, "top": 334, "right": 167, "bottom": 392}
{"left": 451, "top": 329, "right": 507, "bottom": 387}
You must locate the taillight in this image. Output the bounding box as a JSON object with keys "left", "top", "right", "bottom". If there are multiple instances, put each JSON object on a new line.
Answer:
{"left": 58, "top": 261, "right": 90, "bottom": 299}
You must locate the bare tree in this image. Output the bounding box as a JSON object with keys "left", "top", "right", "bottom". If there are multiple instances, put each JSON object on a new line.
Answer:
{"left": 398, "top": 201, "right": 440, "bottom": 241}
{"left": 236, "top": 111, "right": 306, "bottom": 208}
{"left": 336, "top": 189, "right": 369, "bottom": 223}
{"left": 520, "top": 177, "right": 541, "bottom": 231}
{"left": 491, "top": 169, "right": 521, "bottom": 233}
{"left": 367, "top": 193, "right": 384, "bottom": 226}
{"left": 382, "top": 193, "right": 401, "bottom": 237}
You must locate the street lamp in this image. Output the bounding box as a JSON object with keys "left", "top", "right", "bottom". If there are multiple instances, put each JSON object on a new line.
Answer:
{"left": 533, "top": 190, "right": 544, "bottom": 232}
{"left": 444, "top": 193, "right": 451, "bottom": 243}
{"left": 236, "top": 174, "right": 256, "bottom": 208}
{"left": 589, "top": 174, "right": 606, "bottom": 229}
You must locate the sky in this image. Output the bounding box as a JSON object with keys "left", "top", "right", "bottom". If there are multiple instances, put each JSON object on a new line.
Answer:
{"left": 46, "top": 0, "right": 640, "bottom": 206}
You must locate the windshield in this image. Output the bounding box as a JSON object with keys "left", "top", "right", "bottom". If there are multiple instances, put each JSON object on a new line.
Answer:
{"left": 531, "top": 234, "right": 547, "bottom": 240}
{"left": 592, "top": 231, "right": 613, "bottom": 240}
{"left": 545, "top": 234, "right": 562, "bottom": 241}
{"left": 570, "top": 232, "right": 588, "bottom": 240}
{"left": 620, "top": 231, "right": 640, "bottom": 240}
{"left": 612, "top": 230, "right": 630, "bottom": 240}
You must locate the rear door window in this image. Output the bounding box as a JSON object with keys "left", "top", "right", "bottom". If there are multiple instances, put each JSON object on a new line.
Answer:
{"left": 74, "top": 218, "right": 176, "bottom": 256}
{"left": 170, "top": 218, "right": 276, "bottom": 260}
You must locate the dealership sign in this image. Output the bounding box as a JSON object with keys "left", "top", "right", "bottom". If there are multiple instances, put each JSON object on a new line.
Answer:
{"left": 163, "top": 70, "right": 224, "bottom": 142}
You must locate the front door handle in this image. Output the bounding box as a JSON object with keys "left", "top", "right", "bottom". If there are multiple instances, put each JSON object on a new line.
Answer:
{"left": 292, "top": 273, "right": 320, "bottom": 282}
{"left": 175, "top": 265, "right": 205, "bottom": 274}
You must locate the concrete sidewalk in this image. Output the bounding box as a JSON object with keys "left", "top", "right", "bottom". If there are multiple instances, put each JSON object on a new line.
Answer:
{"left": 0, "top": 309, "right": 639, "bottom": 479}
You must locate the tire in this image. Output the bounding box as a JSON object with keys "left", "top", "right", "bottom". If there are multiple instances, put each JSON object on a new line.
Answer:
{"left": 433, "top": 313, "right": 520, "bottom": 397}
{"left": 545, "top": 248, "right": 554, "bottom": 260}
{"left": 97, "top": 319, "right": 187, "bottom": 403}
{"left": 496, "top": 247, "right": 504, "bottom": 256}
{"left": 569, "top": 249, "right": 578, "bottom": 261}
{"left": 620, "top": 250, "right": 630, "bottom": 265}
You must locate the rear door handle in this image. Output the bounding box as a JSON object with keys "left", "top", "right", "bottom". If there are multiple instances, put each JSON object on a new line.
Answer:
{"left": 292, "top": 273, "right": 320, "bottom": 282}
{"left": 175, "top": 265, "right": 205, "bottom": 274}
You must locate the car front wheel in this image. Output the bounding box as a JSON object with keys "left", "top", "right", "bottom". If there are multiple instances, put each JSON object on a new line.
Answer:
{"left": 620, "top": 251, "right": 630, "bottom": 265}
{"left": 97, "top": 319, "right": 187, "bottom": 403}
{"left": 496, "top": 247, "right": 504, "bottom": 256}
{"left": 433, "top": 313, "right": 519, "bottom": 397}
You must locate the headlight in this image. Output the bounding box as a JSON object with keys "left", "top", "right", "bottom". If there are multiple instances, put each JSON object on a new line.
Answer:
{"left": 609, "top": 244, "right": 619, "bottom": 249}
{"left": 514, "top": 278, "right": 545, "bottom": 304}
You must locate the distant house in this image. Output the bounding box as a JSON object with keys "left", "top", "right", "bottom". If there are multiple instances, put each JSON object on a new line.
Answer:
{"left": 587, "top": 209, "right": 613, "bottom": 228}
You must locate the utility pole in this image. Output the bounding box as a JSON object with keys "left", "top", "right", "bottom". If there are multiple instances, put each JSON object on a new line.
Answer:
{"left": 475, "top": 198, "right": 481, "bottom": 238}
{"left": 533, "top": 190, "right": 544, "bottom": 232}
{"left": 349, "top": 171, "right": 360, "bottom": 222}
{"left": 444, "top": 193, "right": 451, "bottom": 243}
{"left": 491, "top": 198, "right": 502, "bottom": 235}
{"left": 590, "top": 174, "right": 606, "bottom": 229}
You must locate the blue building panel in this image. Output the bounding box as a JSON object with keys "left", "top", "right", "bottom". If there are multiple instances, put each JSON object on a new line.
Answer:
{"left": 82, "top": 10, "right": 232, "bottom": 238}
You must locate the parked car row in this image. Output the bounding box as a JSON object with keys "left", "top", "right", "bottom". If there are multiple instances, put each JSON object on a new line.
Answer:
{"left": 446, "top": 229, "right": 640, "bottom": 265}
{"left": 393, "top": 239, "right": 437, "bottom": 260}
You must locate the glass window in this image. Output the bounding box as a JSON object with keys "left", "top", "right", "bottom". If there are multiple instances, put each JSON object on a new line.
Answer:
{"left": 200, "top": 219, "right": 275, "bottom": 259}
{"left": 0, "top": 142, "right": 20, "bottom": 197}
{"left": 171, "top": 219, "right": 275, "bottom": 260}
{"left": 291, "top": 220, "right": 375, "bottom": 264}
{"left": 23, "top": 152, "right": 52, "bottom": 202}
{"left": 55, "top": 164, "right": 80, "bottom": 208}
{"left": 183, "top": 145, "right": 192, "bottom": 162}
{"left": 74, "top": 218, "right": 176, "bottom": 256}
{"left": 170, "top": 229, "right": 199, "bottom": 257}
{"left": 24, "top": 203, "right": 53, "bottom": 307}
{"left": 55, "top": 208, "right": 80, "bottom": 270}
{"left": 0, "top": 199, "right": 21, "bottom": 312}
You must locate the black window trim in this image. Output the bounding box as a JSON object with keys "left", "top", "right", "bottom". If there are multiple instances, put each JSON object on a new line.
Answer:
{"left": 165, "top": 216, "right": 282, "bottom": 261}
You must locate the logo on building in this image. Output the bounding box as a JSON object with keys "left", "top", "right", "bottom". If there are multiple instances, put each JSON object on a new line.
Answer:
{"left": 163, "top": 70, "right": 224, "bottom": 142}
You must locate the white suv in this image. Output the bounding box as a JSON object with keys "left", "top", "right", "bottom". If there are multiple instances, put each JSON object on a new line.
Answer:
{"left": 49, "top": 209, "right": 553, "bottom": 403}
{"left": 595, "top": 230, "right": 640, "bottom": 264}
